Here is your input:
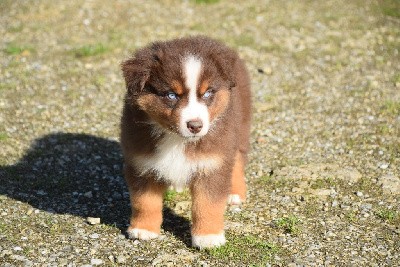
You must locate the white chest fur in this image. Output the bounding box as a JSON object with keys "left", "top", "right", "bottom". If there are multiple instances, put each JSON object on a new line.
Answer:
{"left": 132, "top": 134, "right": 221, "bottom": 191}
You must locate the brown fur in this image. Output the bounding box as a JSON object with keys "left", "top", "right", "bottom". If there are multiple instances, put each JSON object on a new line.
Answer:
{"left": 120, "top": 36, "right": 251, "bottom": 245}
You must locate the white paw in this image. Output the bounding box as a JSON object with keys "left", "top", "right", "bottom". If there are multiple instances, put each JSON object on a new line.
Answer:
{"left": 127, "top": 228, "right": 159, "bottom": 240}
{"left": 192, "top": 232, "right": 226, "bottom": 249}
{"left": 227, "top": 194, "right": 242, "bottom": 206}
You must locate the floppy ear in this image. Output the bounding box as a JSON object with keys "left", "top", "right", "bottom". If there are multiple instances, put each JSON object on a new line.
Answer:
{"left": 121, "top": 57, "right": 150, "bottom": 96}
{"left": 210, "top": 48, "right": 238, "bottom": 90}
{"left": 121, "top": 44, "right": 164, "bottom": 96}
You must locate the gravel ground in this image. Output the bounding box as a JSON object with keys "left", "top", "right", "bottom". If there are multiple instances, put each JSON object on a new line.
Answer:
{"left": 1, "top": 0, "right": 399, "bottom": 266}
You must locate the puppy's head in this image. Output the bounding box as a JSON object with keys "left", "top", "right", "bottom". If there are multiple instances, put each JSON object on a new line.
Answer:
{"left": 122, "top": 37, "right": 237, "bottom": 140}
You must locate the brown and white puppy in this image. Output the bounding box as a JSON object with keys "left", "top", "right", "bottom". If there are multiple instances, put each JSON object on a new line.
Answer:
{"left": 120, "top": 36, "right": 251, "bottom": 249}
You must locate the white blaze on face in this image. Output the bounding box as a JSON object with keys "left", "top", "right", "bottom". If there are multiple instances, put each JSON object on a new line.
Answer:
{"left": 180, "top": 55, "right": 210, "bottom": 138}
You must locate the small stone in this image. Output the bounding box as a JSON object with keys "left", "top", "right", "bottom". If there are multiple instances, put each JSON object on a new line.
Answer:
{"left": 310, "top": 188, "right": 335, "bottom": 196}
{"left": 332, "top": 200, "right": 338, "bottom": 207}
{"left": 356, "top": 191, "right": 363, "bottom": 197}
{"left": 91, "top": 259, "right": 103, "bottom": 265}
{"left": 116, "top": 255, "right": 126, "bottom": 263}
{"left": 360, "top": 203, "right": 372, "bottom": 210}
{"left": 258, "top": 66, "right": 273, "bottom": 75}
{"left": 379, "top": 163, "right": 389, "bottom": 169}
{"left": 89, "top": 233, "right": 100, "bottom": 239}
{"left": 11, "top": 255, "right": 27, "bottom": 261}
{"left": 87, "top": 217, "right": 101, "bottom": 225}
{"left": 13, "top": 246, "right": 23, "bottom": 251}
{"left": 108, "top": 255, "right": 115, "bottom": 263}
{"left": 326, "top": 231, "right": 336, "bottom": 237}
{"left": 230, "top": 206, "right": 241, "bottom": 213}
{"left": 84, "top": 191, "right": 93, "bottom": 198}
{"left": 26, "top": 209, "right": 34, "bottom": 215}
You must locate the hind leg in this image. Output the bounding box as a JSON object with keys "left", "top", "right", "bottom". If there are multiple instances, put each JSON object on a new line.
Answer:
{"left": 228, "top": 151, "right": 247, "bottom": 206}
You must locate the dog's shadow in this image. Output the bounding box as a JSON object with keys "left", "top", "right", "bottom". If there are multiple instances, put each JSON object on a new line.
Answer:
{"left": 0, "top": 132, "right": 191, "bottom": 246}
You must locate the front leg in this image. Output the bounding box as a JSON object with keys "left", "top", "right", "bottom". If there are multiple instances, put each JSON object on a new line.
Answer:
{"left": 124, "top": 164, "right": 167, "bottom": 240}
{"left": 190, "top": 174, "right": 230, "bottom": 249}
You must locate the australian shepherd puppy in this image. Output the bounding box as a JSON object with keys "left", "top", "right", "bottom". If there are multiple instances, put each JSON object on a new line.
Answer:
{"left": 120, "top": 36, "right": 251, "bottom": 249}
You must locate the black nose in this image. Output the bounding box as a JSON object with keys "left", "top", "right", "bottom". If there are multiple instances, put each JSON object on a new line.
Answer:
{"left": 187, "top": 120, "right": 203, "bottom": 134}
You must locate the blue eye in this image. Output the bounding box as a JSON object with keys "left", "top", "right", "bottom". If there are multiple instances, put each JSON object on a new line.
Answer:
{"left": 202, "top": 90, "right": 213, "bottom": 99}
{"left": 166, "top": 92, "right": 178, "bottom": 100}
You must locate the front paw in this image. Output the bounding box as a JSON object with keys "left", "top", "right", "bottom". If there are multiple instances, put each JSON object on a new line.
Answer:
{"left": 127, "top": 228, "right": 159, "bottom": 240}
{"left": 227, "top": 194, "right": 243, "bottom": 206}
{"left": 192, "top": 232, "right": 226, "bottom": 249}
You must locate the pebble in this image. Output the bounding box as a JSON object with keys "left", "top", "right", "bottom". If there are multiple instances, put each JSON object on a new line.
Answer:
{"left": 87, "top": 217, "right": 101, "bottom": 225}
{"left": 116, "top": 255, "right": 126, "bottom": 263}
{"left": 379, "top": 163, "right": 389, "bottom": 169}
{"left": 84, "top": 191, "right": 93, "bottom": 198}
{"left": 356, "top": 191, "right": 363, "bottom": 197}
{"left": 89, "top": 233, "right": 100, "bottom": 239}
{"left": 91, "top": 259, "right": 103, "bottom": 265}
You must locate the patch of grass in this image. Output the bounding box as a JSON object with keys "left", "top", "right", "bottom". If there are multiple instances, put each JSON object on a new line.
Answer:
{"left": 0, "top": 81, "right": 17, "bottom": 91}
{"left": 275, "top": 215, "right": 301, "bottom": 235}
{"left": 345, "top": 211, "right": 359, "bottom": 223}
{"left": 94, "top": 75, "right": 106, "bottom": 87}
{"left": 8, "top": 24, "right": 23, "bottom": 33}
{"left": 164, "top": 189, "right": 178, "bottom": 202}
{"left": 379, "top": 0, "right": 400, "bottom": 18}
{"left": 4, "top": 43, "right": 33, "bottom": 55}
{"left": 194, "top": 0, "right": 219, "bottom": 4}
{"left": 302, "top": 197, "right": 320, "bottom": 216}
{"left": 382, "top": 100, "right": 400, "bottom": 115}
{"left": 0, "top": 132, "right": 8, "bottom": 141}
{"left": 207, "top": 234, "right": 279, "bottom": 265}
{"left": 311, "top": 177, "right": 336, "bottom": 189}
{"left": 73, "top": 43, "right": 108, "bottom": 58}
{"left": 234, "top": 33, "right": 255, "bottom": 47}
{"left": 393, "top": 73, "right": 400, "bottom": 85}
{"left": 0, "top": 221, "right": 9, "bottom": 234}
{"left": 358, "top": 178, "right": 375, "bottom": 192}
{"left": 375, "top": 208, "right": 398, "bottom": 223}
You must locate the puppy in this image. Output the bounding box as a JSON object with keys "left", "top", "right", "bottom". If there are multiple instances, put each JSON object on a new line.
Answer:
{"left": 120, "top": 36, "right": 251, "bottom": 249}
